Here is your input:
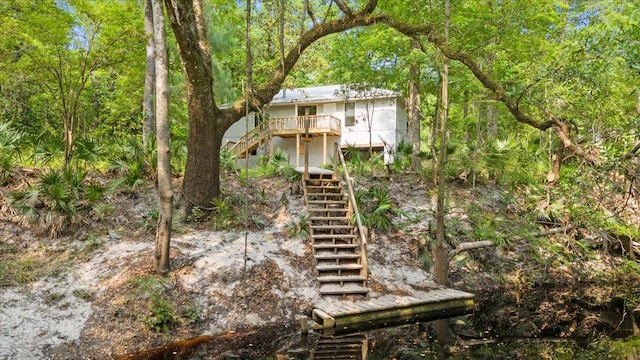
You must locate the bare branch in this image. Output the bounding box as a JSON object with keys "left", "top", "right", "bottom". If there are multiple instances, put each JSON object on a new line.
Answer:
{"left": 333, "top": 0, "right": 354, "bottom": 16}
{"left": 306, "top": 0, "right": 318, "bottom": 26}
{"left": 546, "top": 113, "right": 599, "bottom": 164}
{"left": 623, "top": 141, "right": 640, "bottom": 160}
{"left": 361, "top": 0, "right": 378, "bottom": 14}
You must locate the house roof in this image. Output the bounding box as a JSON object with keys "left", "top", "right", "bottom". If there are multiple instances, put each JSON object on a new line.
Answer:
{"left": 269, "top": 85, "right": 399, "bottom": 105}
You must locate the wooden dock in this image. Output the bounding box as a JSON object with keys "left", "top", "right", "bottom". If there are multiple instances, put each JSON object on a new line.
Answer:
{"left": 312, "top": 288, "right": 474, "bottom": 334}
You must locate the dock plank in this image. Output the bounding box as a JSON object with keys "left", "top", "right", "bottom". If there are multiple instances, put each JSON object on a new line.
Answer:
{"left": 313, "top": 289, "right": 475, "bottom": 332}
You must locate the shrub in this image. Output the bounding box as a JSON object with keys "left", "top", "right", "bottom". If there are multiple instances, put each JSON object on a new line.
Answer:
{"left": 354, "top": 187, "right": 403, "bottom": 233}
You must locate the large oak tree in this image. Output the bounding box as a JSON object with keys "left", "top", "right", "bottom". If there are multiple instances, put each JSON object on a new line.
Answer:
{"left": 163, "top": 0, "right": 381, "bottom": 214}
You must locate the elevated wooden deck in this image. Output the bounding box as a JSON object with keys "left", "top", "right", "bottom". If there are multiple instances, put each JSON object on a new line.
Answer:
{"left": 312, "top": 289, "right": 474, "bottom": 334}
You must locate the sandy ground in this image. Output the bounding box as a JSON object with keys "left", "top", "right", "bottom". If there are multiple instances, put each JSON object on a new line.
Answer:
{"left": 4, "top": 172, "right": 636, "bottom": 359}
{"left": 0, "top": 180, "right": 439, "bottom": 359}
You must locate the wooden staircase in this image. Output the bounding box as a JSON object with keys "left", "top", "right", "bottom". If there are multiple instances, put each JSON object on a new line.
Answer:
{"left": 225, "top": 122, "right": 267, "bottom": 159}
{"left": 311, "top": 335, "right": 368, "bottom": 360}
{"left": 304, "top": 171, "right": 369, "bottom": 297}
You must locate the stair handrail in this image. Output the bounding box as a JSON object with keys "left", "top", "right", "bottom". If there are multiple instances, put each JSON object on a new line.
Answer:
{"left": 229, "top": 121, "right": 267, "bottom": 156}
{"left": 333, "top": 143, "right": 368, "bottom": 280}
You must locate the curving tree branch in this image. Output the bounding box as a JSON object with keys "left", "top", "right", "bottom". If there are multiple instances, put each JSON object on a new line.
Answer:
{"left": 379, "top": 15, "right": 604, "bottom": 165}
{"left": 222, "top": 0, "right": 380, "bottom": 125}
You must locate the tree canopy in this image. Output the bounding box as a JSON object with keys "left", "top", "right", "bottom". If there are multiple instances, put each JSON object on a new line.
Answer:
{"left": 1, "top": 0, "right": 638, "bottom": 219}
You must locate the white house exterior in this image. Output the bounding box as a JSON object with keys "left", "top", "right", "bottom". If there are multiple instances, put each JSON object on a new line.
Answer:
{"left": 223, "top": 85, "right": 408, "bottom": 167}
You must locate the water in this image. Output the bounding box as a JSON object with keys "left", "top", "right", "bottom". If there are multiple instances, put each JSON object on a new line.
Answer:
{"left": 118, "top": 320, "right": 640, "bottom": 359}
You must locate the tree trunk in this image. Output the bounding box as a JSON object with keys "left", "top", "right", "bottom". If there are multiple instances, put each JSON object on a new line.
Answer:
{"left": 164, "top": 0, "right": 222, "bottom": 213}
{"left": 64, "top": 125, "right": 74, "bottom": 168}
{"left": 434, "top": 0, "right": 451, "bottom": 288}
{"left": 432, "top": 0, "right": 452, "bottom": 353}
{"left": 153, "top": 0, "right": 172, "bottom": 275}
{"left": 487, "top": 102, "right": 498, "bottom": 141}
{"left": 637, "top": 86, "right": 640, "bottom": 115}
{"left": 546, "top": 120, "right": 569, "bottom": 185}
{"left": 431, "top": 84, "right": 440, "bottom": 185}
{"left": 143, "top": 0, "right": 156, "bottom": 147}
{"left": 408, "top": 38, "right": 422, "bottom": 171}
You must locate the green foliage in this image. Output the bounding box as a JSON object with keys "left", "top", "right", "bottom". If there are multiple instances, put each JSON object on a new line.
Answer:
{"left": 0, "top": 245, "right": 41, "bottom": 285}
{"left": 32, "top": 136, "right": 65, "bottom": 167}
{"left": 388, "top": 140, "right": 418, "bottom": 172}
{"left": 610, "top": 336, "right": 640, "bottom": 359}
{"left": 73, "top": 138, "right": 105, "bottom": 169}
{"left": 10, "top": 167, "right": 106, "bottom": 238}
{"left": 181, "top": 304, "right": 200, "bottom": 324}
{"left": 82, "top": 235, "right": 104, "bottom": 254}
{"left": 0, "top": 156, "right": 15, "bottom": 186}
{"left": 354, "top": 187, "right": 403, "bottom": 233}
{"left": 220, "top": 147, "right": 239, "bottom": 173}
{"left": 141, "top": 294, "right": 179, "bottom": 333}
{"left": 13, "top": 258, "right": 38, "bottom": 284}
{"left": 240, "top": 208, "right": 267, "bottom": 230}
{"left": 285, "top": 215, "right": 311, "bottom": 239}
{"left": 11, "top": 168, "right": 106, "bottom": 238}
{"left": 343, "top": 145, "right": 385, "bottom": 176}
{"left": 211, "top": 197, "right": 237, "bottom": 230}
{"left": 107, "top": 137, "right": 155, "bottom": 192}
{"left": 267, "top": 149, "right": 296, "bottom": 178}
{"left": 130, "top": 276, "right": 179, "bottom": 333}
{"left": 249, "top": 149, "right": 300, "bottom": 182}
{"left": 0, "top": 122, "right": 24, "bottom": 160}
{"left": 72, "top": 288, "right": 94, "bottom": 301}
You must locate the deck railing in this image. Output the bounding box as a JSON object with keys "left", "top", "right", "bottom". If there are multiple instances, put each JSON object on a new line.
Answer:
{"left": 333, "top": 143, "right": 368, "bottom": 280}
{"left": 228, "top": 122, "right": 268, "bottom": 158}
{"left": 228, "top": 114, "right": 341, "bottom": 158}
{"left": 270, "top": 114, "right": 341, "bottom": 134}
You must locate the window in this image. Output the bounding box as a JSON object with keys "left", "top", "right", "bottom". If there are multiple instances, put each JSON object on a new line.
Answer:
{"left": 344, "top": 102, "right": 355, "bottom": 126}
{"left": 297, "top": 105, "right": 317, "bottom": 117}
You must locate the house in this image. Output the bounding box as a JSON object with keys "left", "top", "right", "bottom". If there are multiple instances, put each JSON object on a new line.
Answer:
{"left": 223, "top": 84, "right": 409, "bottom": 167}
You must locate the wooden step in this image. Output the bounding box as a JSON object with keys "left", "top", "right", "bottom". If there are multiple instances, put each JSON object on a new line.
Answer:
{"left": 312, "top": 350, "right": 362, "bottom": 360}
{"left": 305, "top": 185, "right": 342, "bottom": 190}
{"left": 307, "top": 200, "right": 348, "bottom": 205}
{"left": 305, "top": 188, "right": 345, "bottom": 198}
{"left": 313, "top": 352, "right": 362, "bottom": 359}
{"left": 317, "top": 275, "right": 367, "bottom": 284}
{"left": 313, "top": 243, "right": 359, "bottom": 250}
{"left": 306, "top": 195, "right": 346, "bottom": 201}
{"left": 307, "top": 177, "right": 334, "bottom": 182}
{"left": 308, "top": 208, "right": 348, "bottom": 213}
{"left": 310, "top": 216, "right": 350, "bottom": 222}
{"left": 310, "top": 225, "right": 354, "bottom": 231}
{"left": 311, "top": 233, "right": 357, "bottom": 240}
{"left": 316, "top": 264, "right": 363, "bottom": 272}
{"left": 319, "top": 284, "right": 369, "bottom": 296}
{"left": 315, "top": 254, "right": 361, "bottom": 261}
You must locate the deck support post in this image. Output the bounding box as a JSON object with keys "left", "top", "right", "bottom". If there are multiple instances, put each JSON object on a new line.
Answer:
{"left": 296, "top": 134, "right": 300, "bottom": 168}
{"left": 304, "top": 140, "right": 309, "bottom": 180}
{"left": 323, "top": 133, "right": 327, "bottom": 165}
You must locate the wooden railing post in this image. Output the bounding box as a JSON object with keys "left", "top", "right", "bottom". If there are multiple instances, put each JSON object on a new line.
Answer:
{"left": 333, "top": 143, "right": 339, "bottom": 180}
{"left": 334, "top": 142, "right": 368, "bottom": 280}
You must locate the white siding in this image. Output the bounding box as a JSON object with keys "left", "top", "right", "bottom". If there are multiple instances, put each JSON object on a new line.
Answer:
{"left": 223, "top": 86, "right": 409, "bottom": 167}
{"left": 322, "top": 103, "right": 336, "bottom": 115}
{"left": 268, "top": 104, "right": 295, "bottom": 118}
{"left": 223, "top": 113, "right": 257, "bottom": 145}
{"left": 340, "top": 98, "right": 398, "bottom": 150}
